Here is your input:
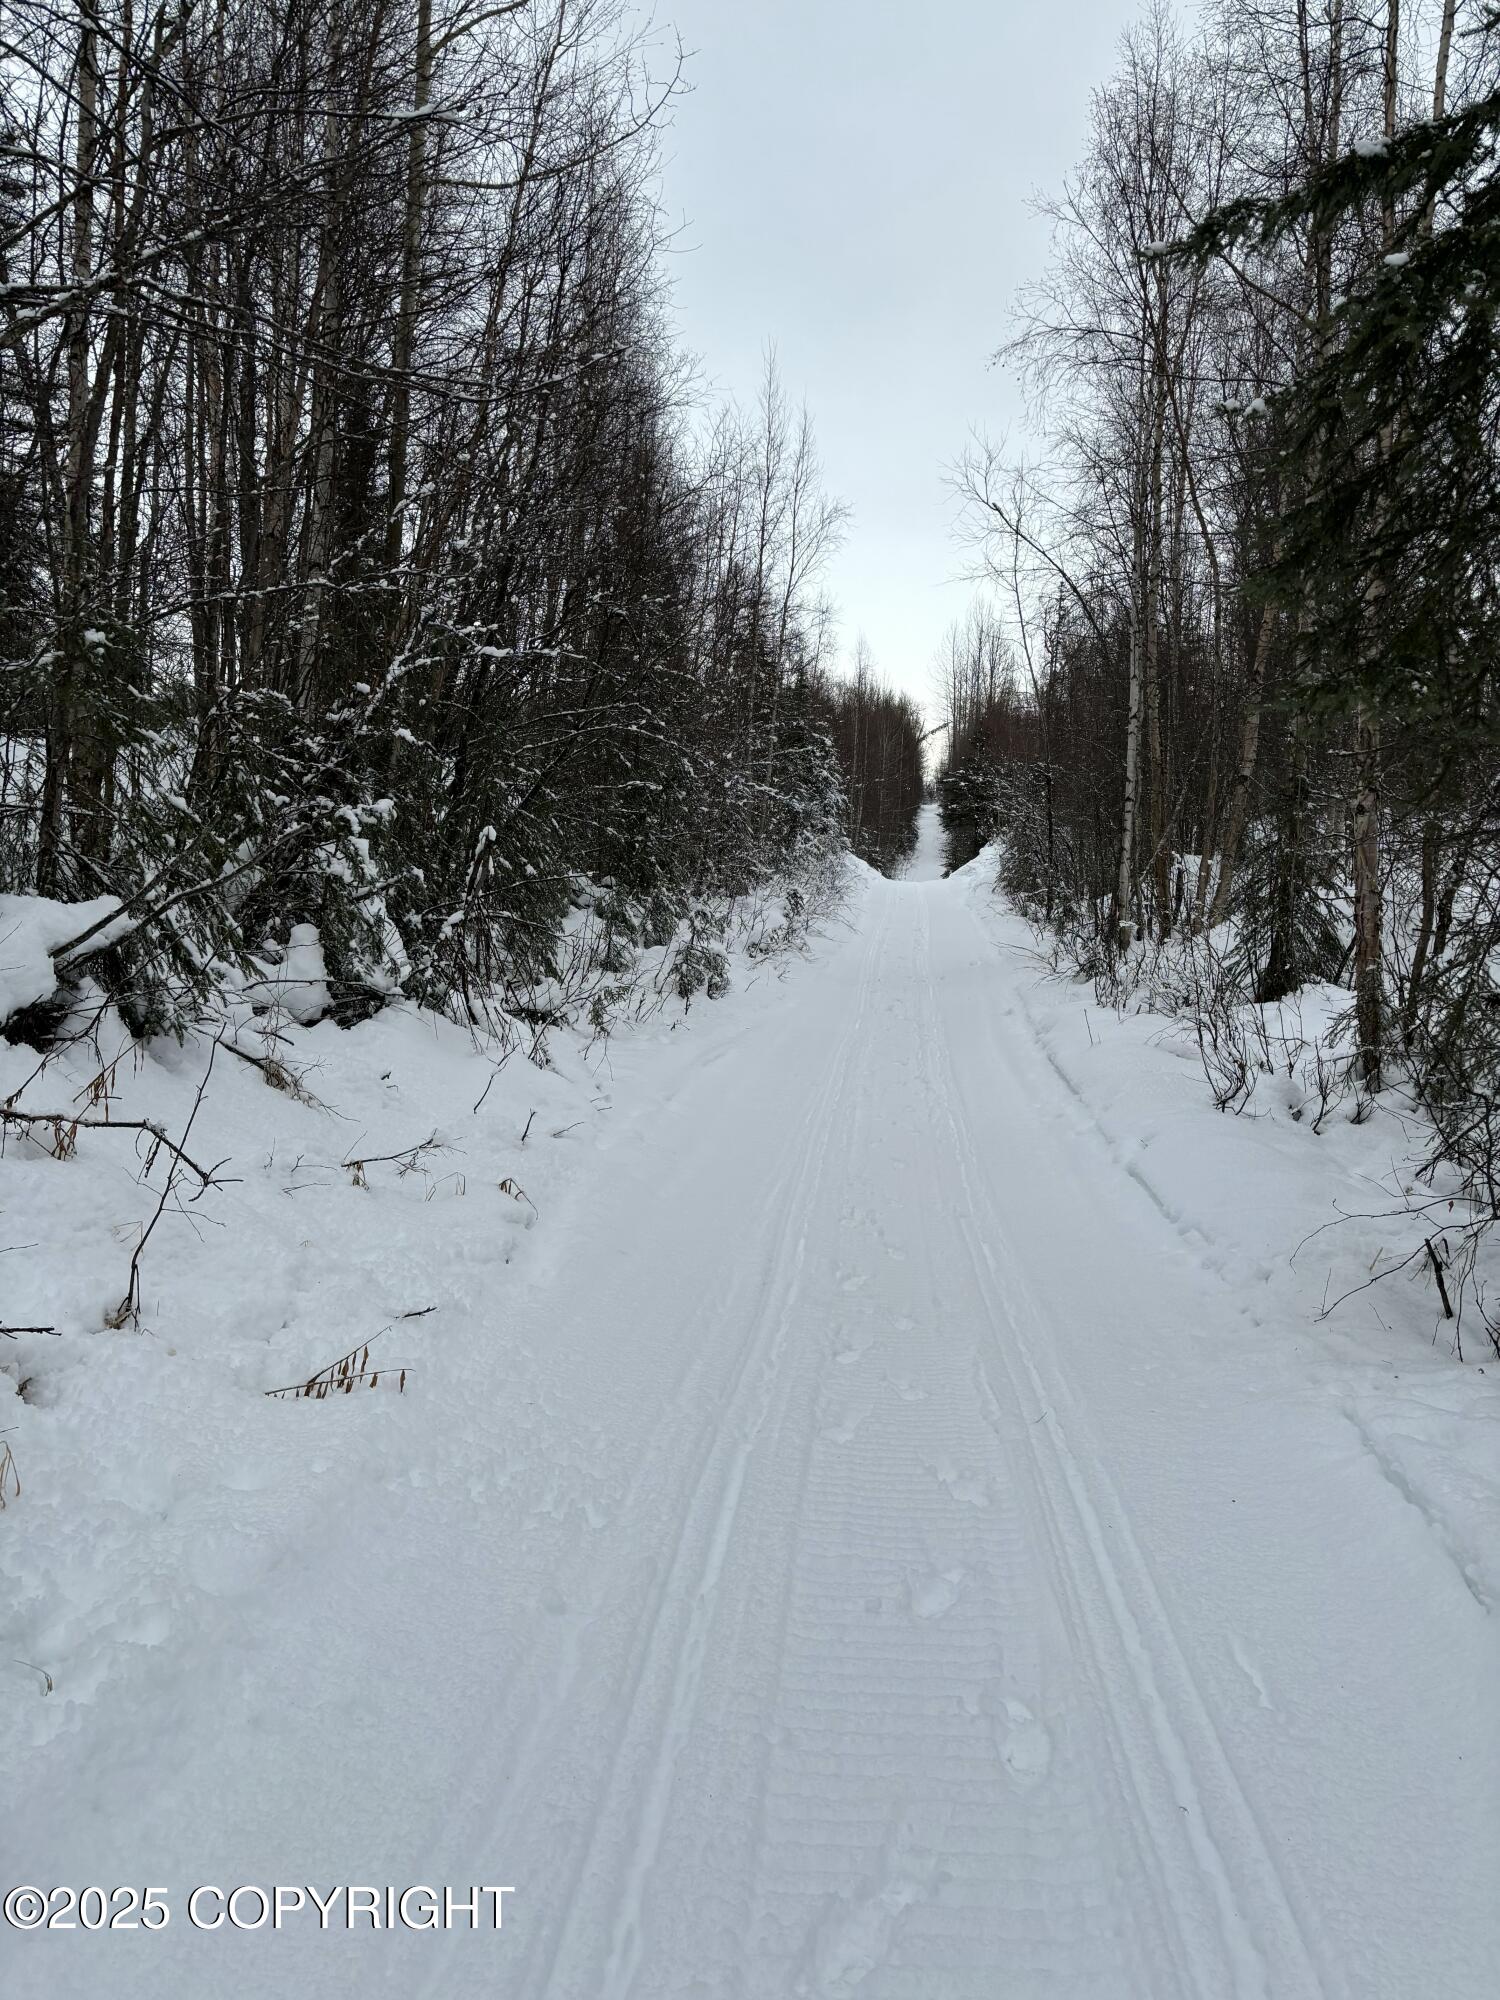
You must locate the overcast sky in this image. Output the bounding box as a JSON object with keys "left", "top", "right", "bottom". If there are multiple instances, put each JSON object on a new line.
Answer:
{"left": 655, "top": 0, "right": 1145, "bottom": 720}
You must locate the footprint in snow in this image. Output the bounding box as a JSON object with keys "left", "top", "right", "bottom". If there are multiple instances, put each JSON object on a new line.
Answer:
{"left": 887, "top": 1375, "right": 927, "bottom": 1402}
{"left": 931, "top": 1456, "right": 991, "bottom": 1508}
{"left": 906, "top": 1567, "right": 964, "bottom": 1619}
{"left": 820, "top": 1406, "right": 870, "bottom": 1446}
{"left": 800, "top": 1856, "right": 937, "bottom": 1996}
{"left": 993, "top": 1698, "right": 1052, "bottom": 1787}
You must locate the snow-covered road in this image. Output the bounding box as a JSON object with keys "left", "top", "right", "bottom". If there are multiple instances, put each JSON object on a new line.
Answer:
{"left": 900, "top": 798, "right": 948, "bottom": 881}
{"left": 15, "top": 858, "right": 1497, "bottom": 1999}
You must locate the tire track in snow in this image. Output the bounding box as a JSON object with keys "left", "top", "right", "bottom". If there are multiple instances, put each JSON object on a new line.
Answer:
{"left": 917, "top": 890, "right": 1331, "bottom": 2000}
{"left": 528, "top": 897, "right": 893, "bottom": 1999}
{"left": 406, "top": 919, "right": 892, "bottom": 1999}
{"left": 729, "top": 902, "right": 1143, "bottom": 1997}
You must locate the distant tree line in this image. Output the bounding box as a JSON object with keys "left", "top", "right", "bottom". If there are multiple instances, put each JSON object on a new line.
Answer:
{"left": 822, "top": 641, "right": 925, "bottom": 874}
{"left": 0, "top": 0, "right": 876, "bottom": 1036}
{"left": 934, "top": 603, "right": 1036, "bottom": 876}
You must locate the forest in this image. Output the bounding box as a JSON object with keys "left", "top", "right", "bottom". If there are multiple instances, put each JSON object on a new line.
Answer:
{"left": 4, "top": 8, "right": 1496, "bottom": 1989}
{"left": 0, "top": 0, "right": 923, "bottom": 1049}
{"left": 937, "top": 0, "right": 1500, "bottom": 1329}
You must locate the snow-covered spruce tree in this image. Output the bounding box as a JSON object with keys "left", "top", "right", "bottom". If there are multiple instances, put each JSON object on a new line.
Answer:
{"left": 1108, "top": 9, "right": 1500, "bottom": 1307}
{"left": 1163, "top": 28, "right": 1500, "bottom": 1083}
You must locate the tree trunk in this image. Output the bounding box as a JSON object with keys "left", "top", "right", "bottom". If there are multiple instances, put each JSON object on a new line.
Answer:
{"left": 385, "top": 0, "right": 434, "bottom": 612}
{"left": 1207, "top": 599, "right": 1276, "bottom": 929}
{"left": 1403, "top": 815, "right": 1440, "bottom": 1047}
{"left": 1143, "top": 379, "right": 1170, "bottom": 941}
{"left": 1350, "top": 0, "right": 1399, "bottom": 1088}
{"left": 1114, "top": 600, "right": 1143, "bottom": 954}
{"left": 1351, "top": 713, "right": 1383, "bottom": 1086}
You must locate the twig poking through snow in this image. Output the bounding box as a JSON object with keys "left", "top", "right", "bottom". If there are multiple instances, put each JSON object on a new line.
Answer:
{"left": 108, "top": 1043, "right": 222, "bottom": 1329}
{"left": 263, "top": 1306, "right": 436, "bottom": 1400}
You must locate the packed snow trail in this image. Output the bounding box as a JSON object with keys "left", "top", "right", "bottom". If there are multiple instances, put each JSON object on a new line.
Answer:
{"left": 13, "top": 862, "right": 1497, "bottom": 2000}
{"left": 900, "top": 799, "right": 947, "bottom": 881}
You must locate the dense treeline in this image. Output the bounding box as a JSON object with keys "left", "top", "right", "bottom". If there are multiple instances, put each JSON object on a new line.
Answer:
{"left": 934, "top": 603, "right": 1038, "bottom": 875}
{"left": 0, "top": 0, "right": 867, "bottom": 1036}
{"left": 823, "top": 643, "right": 925, "bottom": 873}
{"left": 942, "top": 0, "right": 1500, "bottom": 1325}
{"left": 940, "top": 7, "right": 1500, "bottom": 1336}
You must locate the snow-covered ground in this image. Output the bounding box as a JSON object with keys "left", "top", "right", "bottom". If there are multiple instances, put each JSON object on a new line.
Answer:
{"left": 4, "top": 856, "right": 1498, "bottom": 1998}
{"left": 900, "top": 799, "right": 948, "bottom": 881}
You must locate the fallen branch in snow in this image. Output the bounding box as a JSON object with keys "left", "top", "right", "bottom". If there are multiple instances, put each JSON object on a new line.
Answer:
{"left": 1426, "top": 1237, "right": 1455, "bottom": 1322}
{"left": 342, "top": 1132, "right": 446, "bottom": 1187}
{"left": 0, "top": 1438, "right": 19, "bottom": 1507}
{"left": 265, "top": 1356, "right": 407, "bottom": 1399}
{"left": 44, "top": 820, "right": 318, "bottom": 980}
{"left": 264, "top": 1306, "right": 435, "bottom": 1401}
{"left": 0, "top": 1326, "right": 56, "bottom": 1339}
{"left": 216, "top": 1035, "right": 329, "bottom": 1110}
{"left": 0, "top": 1107, "right": 228, "bottom": 1187}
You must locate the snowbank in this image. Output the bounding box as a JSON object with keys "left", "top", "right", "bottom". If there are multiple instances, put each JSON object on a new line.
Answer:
{"left": 0, "top": 889, "right": 840, "bottom": 1766}
{"left": 0, "top": 893, "right": 125, "bottom": 1022}
{"left": 957, "top": 847, "right": 1500, "bottom": 1610}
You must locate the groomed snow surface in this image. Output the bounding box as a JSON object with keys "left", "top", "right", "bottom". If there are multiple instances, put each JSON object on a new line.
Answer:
{"left": 5, "top": 826, "right": 1498, "bottom": 1998}
{"left": 899, "top": 801, "right": 948, "bottom": 883}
